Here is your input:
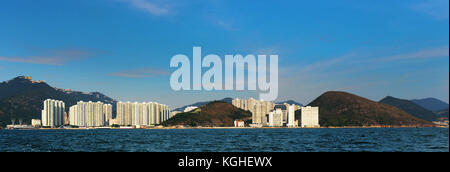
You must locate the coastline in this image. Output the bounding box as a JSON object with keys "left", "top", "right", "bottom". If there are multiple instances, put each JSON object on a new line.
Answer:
{"left": 3, "top": 125, "right": 445, "bottom": 130}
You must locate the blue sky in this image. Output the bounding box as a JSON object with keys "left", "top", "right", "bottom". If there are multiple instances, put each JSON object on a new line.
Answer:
{"left": 0, "top": 0, "right": 449, "bottom": 108}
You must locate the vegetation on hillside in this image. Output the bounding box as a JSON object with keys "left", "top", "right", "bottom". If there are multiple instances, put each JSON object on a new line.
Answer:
{"left": 162, "top": 101, "right": 251, "bottom": 127}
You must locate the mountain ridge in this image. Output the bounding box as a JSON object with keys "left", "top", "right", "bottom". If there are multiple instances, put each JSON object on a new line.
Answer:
{"left": 411, "top": 98, "right": 449, "bottom": 112}
{"left": 380, "top": 96, "right": 439, "bottom": 121}
{"left": 306, "top": 91, "right": 435, "bottom": 127}
{"left": 276, "top": 100, "right": 303, "bottom": 106}
{"left": 0, "top": 76, "right": 117, "bottom": 127}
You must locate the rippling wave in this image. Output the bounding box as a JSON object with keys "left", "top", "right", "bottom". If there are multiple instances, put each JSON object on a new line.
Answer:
{"left": 0, "top": 128, "right": 448, "bottom": 152}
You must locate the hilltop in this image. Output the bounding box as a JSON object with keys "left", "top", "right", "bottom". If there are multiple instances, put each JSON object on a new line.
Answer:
{"left": 276, "top": 100, "right": 303, "bottom": 106}
{"left": 306, "top": 91, "right": 435, "bottom": 127}
{"left": 411, "top": 98, "right": 449, "bottom": 112}
{"left": 172, "top": 97, "right": 233, "bottom": 112}
{"left": 0, "top": 76, "right": 117, "bottom": 127}
{"left": 380, "top": 96, "right": 439, "bottom": 121}
{"left": 162, "top": 101, "right": 251, "bottom": 127}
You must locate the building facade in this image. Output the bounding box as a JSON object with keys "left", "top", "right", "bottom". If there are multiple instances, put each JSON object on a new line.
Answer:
{"left": 116, "top": 101, "right": 171, "bottom": 127}
{"left": 287, "top": 104, "right": 297, "bottom": 127}
{"left": 232, "top": 98, "right": 274, "bottom": 125}
{"left": 234, "top": 120, "right": 245, "bottom": 127}
{"left": 300, "top": 106, "right": 320, "bottom": 128}
{"left": 31, "top": 119, "right": 41, "bottom": 127}
{"left": 41, "top": 99, "right": 65, "bottom": 127}
{"left": 268, "top": 108, "right": 283, "bottom": 127}
{"left": 68, "top": 101, "right": 112, "bottom": 127}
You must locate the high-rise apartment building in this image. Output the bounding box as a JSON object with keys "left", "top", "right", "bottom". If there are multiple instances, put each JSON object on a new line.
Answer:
{"left": 268, "top": 108, "right": 283, "bottom": 127}
{"left": 103, "top": 104, "right": 112, "bottom": 124}
{"left": 41, "top": 99, "right": 65, "bottom": 127}
{"left": 300, "top": 106, "right": 320, "bottom": 128}
{"left": 69, "top": 105, "right": 78, "bottom": 126}
{"left": 115, "top": 101, "right": 170, "bottom": 127}
{"left": 232, "top": 98, "right": 274, "bottom": 125}
{"left": 287, "top": 104, "right": 297, "bottom": 127}
{"left": 68, "top": 101, "right": 111, "bottom": 127}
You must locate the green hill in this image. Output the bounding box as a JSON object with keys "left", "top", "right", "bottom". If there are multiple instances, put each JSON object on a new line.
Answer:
{"left": 162, "top": 101, "right": 251, "bottom": 127}
{"left": 305, "top": 91, "right": 436, "bottom": 127}
{"left": 411, "top": 98, "right": 449, "bottom": 111}
{"left": 380, "top": 96, "right": 439, "bottom": 121}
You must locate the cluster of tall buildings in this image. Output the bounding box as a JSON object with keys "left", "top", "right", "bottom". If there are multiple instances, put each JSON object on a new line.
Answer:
{"left": 68, "top": 101, "right": 113, "bottom": 127}
{"left": 40, "top": 97, "right": 317, "bottom": 128}
{"left": 116, "top": 102, "right": 170, "bottom": 126}
{"left": 267, "top": 103, "right": 300, "bottom": 127}
{"left": 232, "top": 98, "right": 319, "bottom": 128}
{"left": 232, "top": 98, "right": 275, "bottom": 125}
{"left": 40, "top": 99, "right": 172, "bottom": 128}
{"left": 41, "top": 99, "right": 66, "bottom": 127}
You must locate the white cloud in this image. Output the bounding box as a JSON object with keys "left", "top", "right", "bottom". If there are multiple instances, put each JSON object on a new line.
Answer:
{"left": 109, "top": 68, "right": 170, "bottom": 78}
{"left": 411, "top": 0, "right": 449, "bottom": 20}
{"left": 377, "top": 45, "right": 449, "bottom": 61}
{"left": 255, "top": 47, "right": 279, "bottom": 55}
{"left": 301, "top": 53, "right": 357, "bottom": 72}
{"left": 207, "top": 16, "right": 236, "bottom": 31}
{"left": 0, "top": 49, "right": 97, "bottom": 66}
{"left": 119, "top": 0, "right": 171, "bottom": 16}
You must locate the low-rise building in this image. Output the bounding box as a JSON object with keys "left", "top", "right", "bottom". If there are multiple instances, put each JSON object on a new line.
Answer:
{"left": 109, "top": 118, "right": 119, "bottom": 126}
{"left": 268, "top": 108, "right": 283, "bottom": 127}
{"left": 234, "top": 120, "right": 245, "bottom": 127}
{"left": 300, "top": 106, "right": 320, "bottom": 128}
{"left": 31, "top": 119, "right": 41, "bottom": 127}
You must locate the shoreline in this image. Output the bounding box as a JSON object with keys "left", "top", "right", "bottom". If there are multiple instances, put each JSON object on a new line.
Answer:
{"left": 2, "top": 125, "right": 446, "bottom": 130}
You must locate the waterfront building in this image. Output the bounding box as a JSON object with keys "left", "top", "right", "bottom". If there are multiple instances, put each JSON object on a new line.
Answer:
{"left": 69, "top": 105, "right": 78, "bottom": 126}
{"left": 94, "top": 102, "right": 105, "bottom": 127}
{"left": 274, "top": 104, "right": 287, "bottom": 123}
{"left": 287, "top": 104, "right": 297, "bottom": 127}
{"left": 6, "top": 124, "right": 35, "bottom": 129}
{"left": 247, "top": 98, "right": 256, "bottom": 113}
{"left": 232, "top": 98, "right": 274, "bottom": 125}
{"left": 41, "top": 99, "right": 65, "bottom": 127}
{"left": 254, "top": 101, "right": 264, "bottom": 124}
{"left": 234, "top": 120, "right": 245, "bottom": 127}
{"left": 109, "top": 118, "right": 119, "bottom": 126}
{"left": 155, "top": 103, "right": 161, "bottom": 124}
{"left": 116, "top": 101, "right": 132, "bottom": 126}
{"left": 132, "top": 102, "right": 139, "bottom": 126}
{"left": 269, "top": 108, "right": 283, "bottom": 127}
{"left": 300, "top": 106, "right": 320, "bottom": 128}
{"left": 232, "top": 98, "right": 244, "bottom": 109}
{"left": 31, "top": 119, "right": 41, "bottom": 127}
{"left": 117, "top": 102, "right": 124, "bottom": 125}
{"left": 68, "top": 101, "right": 111, "bottom": 127}
{"left": 142, "top": 103, "right": 149, "bottom": 126}
{"left": 149, "top": 102, "right": 156, "bottom": 125}
{"left": 115, "top": 101, "right": 171, "bottom": 127}
{"left": 104, "top": 104, "right": 113, "bottom": 124}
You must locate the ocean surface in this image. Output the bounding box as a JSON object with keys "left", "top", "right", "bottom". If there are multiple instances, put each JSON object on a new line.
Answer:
{"left": 0, "top": 128, "right": 448, "bottom": 152}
